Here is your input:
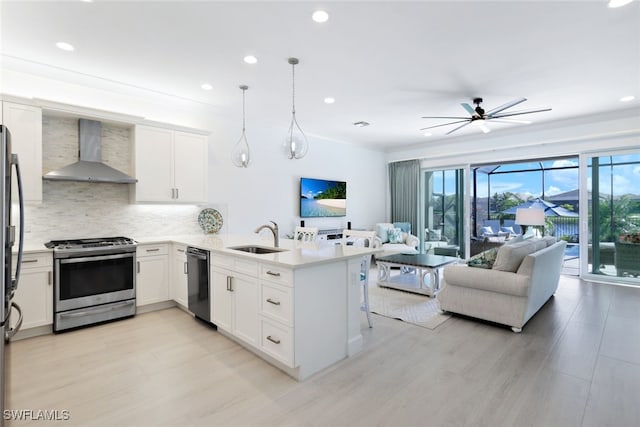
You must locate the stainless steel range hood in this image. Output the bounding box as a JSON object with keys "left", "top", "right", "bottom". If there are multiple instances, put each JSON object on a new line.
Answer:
{"left": 43, "top": 119, "right": 137, "bottom": 184}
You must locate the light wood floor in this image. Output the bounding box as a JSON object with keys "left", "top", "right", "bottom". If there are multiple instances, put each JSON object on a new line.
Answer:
{"left": 6, "top": 274, "right": 640, "bottom": 427}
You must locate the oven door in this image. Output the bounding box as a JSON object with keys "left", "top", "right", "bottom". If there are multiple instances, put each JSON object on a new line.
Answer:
{"left": 55, "top": 252, "right": 136, "bottom": 312}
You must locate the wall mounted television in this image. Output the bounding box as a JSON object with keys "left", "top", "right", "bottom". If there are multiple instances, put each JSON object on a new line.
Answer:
{"left": 300, "top": 177, "right": 347, "bottom": 218}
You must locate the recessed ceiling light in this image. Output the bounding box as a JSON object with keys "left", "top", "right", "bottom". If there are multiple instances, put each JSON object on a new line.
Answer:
{"left": 608, "top": 0, "right": 635, "bottom": 8}
{"left": 324, "top": 97, "right": 335, "bottom": 104}
{"left": 243, "top": 55, "right": 258, "bottom": 64}
{"left": 620, "top": 95, "right": 635, "bottom": 102}
{"left": 353, "top": 121, "right": 369, "bottom": 127}
{"left": 423, "top": 132, "right": 432, "bottom": 137}
{"left": 55, "top": 42, "right": 75, "bottom": 51}
{"left": 201, "top": 83, "right": 213, "bottom": 91}
{"left": 312, "top": 10, "right": 329, "bottom": 23}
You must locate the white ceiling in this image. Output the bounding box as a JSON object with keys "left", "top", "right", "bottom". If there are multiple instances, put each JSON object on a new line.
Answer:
{"left": 1, "top": 0, "right": 639, "bottom": 150}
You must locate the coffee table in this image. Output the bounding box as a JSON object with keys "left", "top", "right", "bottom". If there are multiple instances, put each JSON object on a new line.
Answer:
{"left": 376, "top": 253, "right": 458, "bottom": 297}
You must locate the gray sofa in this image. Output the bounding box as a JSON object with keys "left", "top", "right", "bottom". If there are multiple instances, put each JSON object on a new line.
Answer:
{"left": 438, "top": 238, "right": 566, "bottom": 332}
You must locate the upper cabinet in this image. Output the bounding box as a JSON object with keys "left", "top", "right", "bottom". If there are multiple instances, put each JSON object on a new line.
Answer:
{"left": 133, "top": 125, "right": 208, "bottom": 203}
{"left": 1, "top": 101, "right": 43, "bottom": 202}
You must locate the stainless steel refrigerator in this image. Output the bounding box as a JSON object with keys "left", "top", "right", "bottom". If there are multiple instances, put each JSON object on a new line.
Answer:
{"left": 1, "top": 124, "right": 25, "bottom": 426}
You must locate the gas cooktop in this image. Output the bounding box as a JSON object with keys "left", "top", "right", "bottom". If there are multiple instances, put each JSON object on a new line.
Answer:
{"left": 45, "top": 236, "right": 137, "bottom": 254}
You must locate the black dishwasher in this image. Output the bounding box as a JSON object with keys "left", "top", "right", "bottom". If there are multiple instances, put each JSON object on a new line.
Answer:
{"left": 186, "top": 247, "right": 211, "bottom": 324}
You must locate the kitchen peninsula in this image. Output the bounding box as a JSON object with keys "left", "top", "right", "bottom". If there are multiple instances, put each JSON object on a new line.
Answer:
{"left": 158, "top": 234, "right": 378, "bottom": 380}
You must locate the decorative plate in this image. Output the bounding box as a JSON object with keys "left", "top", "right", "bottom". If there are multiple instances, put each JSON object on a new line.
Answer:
{"left": 198, "top": 208, "right": 223, "bottom": 234}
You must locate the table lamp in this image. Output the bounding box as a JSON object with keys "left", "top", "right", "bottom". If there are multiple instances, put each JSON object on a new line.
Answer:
{"left": 515, "top": 208, "right": 545, "bottom": 236}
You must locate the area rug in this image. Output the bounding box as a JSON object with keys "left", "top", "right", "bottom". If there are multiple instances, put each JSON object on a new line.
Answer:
{"left": 368, "top": 284, "right": 451, "bottom": 330}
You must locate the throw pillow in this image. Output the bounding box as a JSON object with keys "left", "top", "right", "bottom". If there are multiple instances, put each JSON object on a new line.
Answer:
{"left": 393, "top": 222, "right": 411, "bottom": 233}
{"left": 501, "top": 226, "right": 515, "bottom": 235}
{"left": 427, "top": 228, "right": 442, "bottom": 241}
{"left": 480, "top": 226, "right": 494, "bottom": 235}
{"left": 492, "top": 240, "right": 538, "bottom": 272}
{"left": 467, "top": 247, "right": 498, "bottom": 269}
{"left": 388, "top": 227, "right": 404, "bottom": 244}
{"left": 376, "top": 223, "right": 393, "bottom": 243}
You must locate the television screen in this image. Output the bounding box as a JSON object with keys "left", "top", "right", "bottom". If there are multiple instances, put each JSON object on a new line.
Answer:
{"left": 300, "top": 177, "right": 347, "bottom": 218}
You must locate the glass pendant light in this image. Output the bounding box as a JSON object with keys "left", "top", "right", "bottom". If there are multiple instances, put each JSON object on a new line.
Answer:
{"left": 284, "top": 57, "right": 308, "bottom": 159}
{"left": 232, "top": 85, "right": 251, "bottom": 168}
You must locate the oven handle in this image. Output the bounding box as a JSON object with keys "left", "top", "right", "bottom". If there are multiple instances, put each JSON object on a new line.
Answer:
{"left": 58, "top": 301, "right": 135, "bottom": 318}
{"left": 59, "top": 252, "right": 135, "bottom": 264}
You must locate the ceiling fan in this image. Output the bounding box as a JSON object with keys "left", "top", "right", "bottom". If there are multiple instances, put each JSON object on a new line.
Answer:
{"left": 421, "top": 97, "right": 551, "bottom": 135}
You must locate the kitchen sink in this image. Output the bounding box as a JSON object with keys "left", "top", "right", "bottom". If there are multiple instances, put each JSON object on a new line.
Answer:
{"left": 227, "top": 245, "right": 286, "bottom": 254}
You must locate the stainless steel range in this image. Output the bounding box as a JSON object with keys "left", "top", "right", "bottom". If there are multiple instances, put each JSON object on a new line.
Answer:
{"left": 45, "top": 237, "right": 137, "bottom": 332}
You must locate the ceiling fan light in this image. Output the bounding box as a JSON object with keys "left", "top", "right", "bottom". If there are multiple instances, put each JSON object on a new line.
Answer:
{"left": 608, "top": 0, "right": 635, "bottom": 8}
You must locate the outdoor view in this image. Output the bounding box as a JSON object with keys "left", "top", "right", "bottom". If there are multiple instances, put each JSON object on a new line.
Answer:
{"left": 425, "top": 152, "right": 640, "bottom": 282}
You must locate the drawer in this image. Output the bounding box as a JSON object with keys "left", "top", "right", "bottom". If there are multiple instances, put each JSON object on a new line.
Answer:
{"left": 173, "top": 244, "right": 188, "bottom": 258}
{"left": 260, "top": 282, "right": 293, "bottom": 326}
{"left": 211, "top": 254, "right": 258, "bottom": 277}
{"left": 16, "top": 252, "right": 53, "bottom": 269}
{"left": 137, "top": 244, "right": 169, "bottom": 257}
{"left": 260, "top": 264, "right": 293, "bottom": 286}
{"left": 260, "top": 319, "right": 294, "bottom": 368}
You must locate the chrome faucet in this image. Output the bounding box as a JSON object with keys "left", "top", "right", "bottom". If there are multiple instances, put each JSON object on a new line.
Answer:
{"left": 255, "top": 221, "right": 279, "bottom": 248}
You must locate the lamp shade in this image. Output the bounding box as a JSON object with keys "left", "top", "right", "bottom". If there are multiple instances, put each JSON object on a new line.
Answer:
{"left": 515, "top": 208, "right": 545, "bottom": 226}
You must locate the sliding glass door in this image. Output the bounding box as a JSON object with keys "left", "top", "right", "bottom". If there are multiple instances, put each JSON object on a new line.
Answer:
{"left": 421, "top": 168, "right": 465, "bottom": 258}
{"left": 582, "top": 150, "right": 640, "bottom": 284}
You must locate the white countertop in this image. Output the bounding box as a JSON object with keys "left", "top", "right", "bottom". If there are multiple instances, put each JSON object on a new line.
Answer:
{"left": 136, "top": 233, "right": 380, "bottom": 268}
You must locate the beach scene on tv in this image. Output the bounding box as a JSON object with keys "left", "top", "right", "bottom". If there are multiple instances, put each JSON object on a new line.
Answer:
{"left": 300, "top": 178, "right": 346, "bottom": 217}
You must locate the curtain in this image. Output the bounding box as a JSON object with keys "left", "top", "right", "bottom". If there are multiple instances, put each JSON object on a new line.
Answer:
{"left": 388, "top": 159, "right": 420, "bottom": 234}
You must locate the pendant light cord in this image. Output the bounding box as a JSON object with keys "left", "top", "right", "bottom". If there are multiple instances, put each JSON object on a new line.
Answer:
{"left": 291, "top": 61, "right": 296, "bottom": 116}
{"left": 242, "top": 87, "right": 246, "bottom": 132}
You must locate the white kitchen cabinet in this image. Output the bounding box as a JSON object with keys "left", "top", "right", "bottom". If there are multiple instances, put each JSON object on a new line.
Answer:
{"left": 136, "top": 244, "right": 170, "bottom": 306}
{"left": 171, "top": 243, "right": 188, "bottom": 308}
{"left": 133, "top": 125, "right": 208, "bottom": 203}
{"left": 10, "top": 252, "right": 53, "bottom": 331}
{"left": 1, "top": 101, "right": 43, "bottom": 202}
{"left": 211, "top": 254, "right": 259, "bottom": 347}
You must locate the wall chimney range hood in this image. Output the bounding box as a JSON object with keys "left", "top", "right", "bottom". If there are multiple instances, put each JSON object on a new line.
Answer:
{"left": 43, "top": 119, "right": 137, "bottom": 184}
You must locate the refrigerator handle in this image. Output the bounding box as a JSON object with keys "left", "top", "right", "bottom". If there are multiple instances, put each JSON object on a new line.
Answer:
{"left": 4, "top": 302, "right": 23, "bottom": 340}
{"left": 10, "top": 154, "right": 25, "bottom": 296}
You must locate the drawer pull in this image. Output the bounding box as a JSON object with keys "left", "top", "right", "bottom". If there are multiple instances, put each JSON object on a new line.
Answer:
{"left": 48, "top": 271, "right": 52, "bottom": 285}
{"left": 146, "top": 248, "right": 160, "bottom": 252}
{"left": 266, "top": 335, "right": 281, "bottom": 345}
{"left": 177, "top": 248, "right": 185, "bottom": 253}
{"left": 266, "top": 271, "right": 281, "bottom": 277}
{"left": 23, "top": 259, "right": 39, "bottom": 263}
{"left": 266, "top": 298, "right": 281, "bottom": 306}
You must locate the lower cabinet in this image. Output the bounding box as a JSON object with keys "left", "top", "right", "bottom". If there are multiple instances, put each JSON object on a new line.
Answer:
{"left": 211, "top": 266, "right": 259, "bottom": 347}
{"left": 11, "top": 251, "right": 53, "bottom": 330}
{"left": 136, "top": 244, "right": 169, "bottom": 306}
{"left": 171, "top": 244, "right": 188, "bottom": 308}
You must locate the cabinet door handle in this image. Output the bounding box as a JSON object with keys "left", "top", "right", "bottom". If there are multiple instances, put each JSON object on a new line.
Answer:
{"left": 171, "top": 188, "right": 175, "bottom": 199}
{"left": 266, "top": 298, "right": 281, "bottom": 306}
{"left": 23, "top": 259, "right": 38, "bottom": 264}
{"left": 48, "top": 271, "right": 52, "bottom": 286}
{"left": 226, "top": 276, "right": 234, "bottom": 292}
{"left": 177, "top": 248, "right": 185, "bottom": 253}
{"left": 266, "top": 335, "right": 281, "bottom": 345}
{"left": 176, "top": 188, "right": 179, "bottom": 199}
{"left": 137, "top": 261, "right": 140, "bottom": 274}
{"left": 266, "top": 271, "right": 281, "bottom": 277}
{"left": 184, "top": 262, "right": 188, "bottom": 274}
{"left": 146, "top": 248, "right": 160, "bottom": 252}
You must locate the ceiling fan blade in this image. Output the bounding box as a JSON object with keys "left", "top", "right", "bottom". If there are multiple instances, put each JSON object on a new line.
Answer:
{"left": 445, "top": 121, "right": 472, "bottom": 135}
{"left": 461, "top": 103, "right": 476, "bottom": 116}
{"left": 485, "top": 97, "right": 527, "bottom": 117}
{"left": 487, "top": 118, "right": 532, "bottom": 124}
{"left": 421, "top": 116, "right": 470, "bottom": 119}
{"left": 420, "top": 119, "right": 470, "bottom": 131}
{"left": 491, "top": 107, "right": 552, "bottom": 118}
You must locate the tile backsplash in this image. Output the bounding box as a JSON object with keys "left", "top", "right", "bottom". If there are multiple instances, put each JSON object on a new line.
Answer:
{"left": 22, "top": 116, "right": 210, "bottom": 246}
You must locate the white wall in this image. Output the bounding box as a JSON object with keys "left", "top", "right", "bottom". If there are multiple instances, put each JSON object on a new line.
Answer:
{"left": 2, "top": 69, "right": 388, "bottom": 239}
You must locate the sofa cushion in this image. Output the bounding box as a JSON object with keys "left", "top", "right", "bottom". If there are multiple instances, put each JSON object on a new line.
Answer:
{"left": 376, "top": 223, "right": 394, "bottom": 243}
{"left": 442, "top": 265, "right": 531, "bottom": 297}
{"left": 542, "top": 236, "right": 557, "bottom": 247}
{"left": 501, "top": 226, "right": 516, "bottom": 234}
{"left": 388, "top": 227, "right": 404, "bottom": 244}
{"left": 427, "top": 228, "right": 442, "bottom": 241}
{"left": 467, "top": 247, "right": 498, "bottom": 269}
{"left": 480, "top": 226, "right": 494, "bottom": 236}
{"left": 506, "top": 235, "right": 524, "bottom": 245}
{"left": 492, "top": 240, "right": 538, "bottom": 272}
